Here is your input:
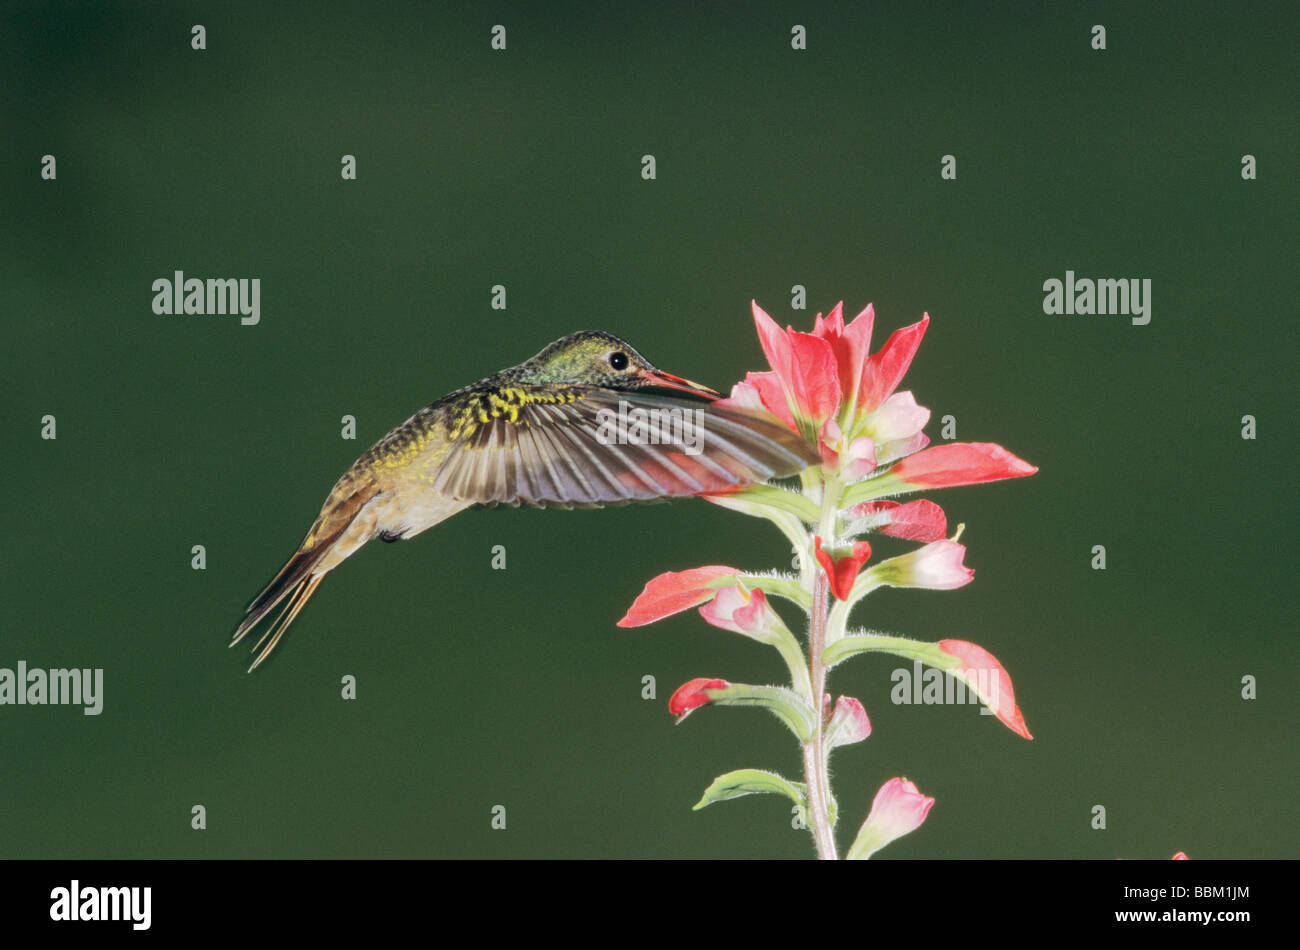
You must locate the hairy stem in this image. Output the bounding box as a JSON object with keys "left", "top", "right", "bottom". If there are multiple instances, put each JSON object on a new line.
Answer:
{"left": 802, "top": 473, "right": 842, "bottom": 859}
{"left": 803, "top": 568, "right": 838, "bottom": 858}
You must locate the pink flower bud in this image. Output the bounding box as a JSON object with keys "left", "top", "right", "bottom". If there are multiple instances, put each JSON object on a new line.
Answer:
{"left": 698, "top": 585, "right": 779, "bottom": 638}
{"left": 870, "top": 539, "right": 974, "bottom": 591}
{"left": 826, "top": 696, "right": 872, "bottom": 748}
{"left": 848, "top": 777, "right": 935, "bottom": 859}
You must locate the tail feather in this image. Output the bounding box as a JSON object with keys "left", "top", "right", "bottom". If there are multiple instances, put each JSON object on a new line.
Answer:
{"left": 232, "top": 483, "right": 382, "bottom": 670}
{"left": 230, "top": 544, "right": 328, "bottom": 650}
{"left": 246, "top": 574, "right": 325, "bottom": 672}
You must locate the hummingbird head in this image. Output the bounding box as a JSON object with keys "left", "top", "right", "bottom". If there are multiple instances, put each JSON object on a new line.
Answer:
{"left": 514, "top": 331, "right": 721, "bottom": 397}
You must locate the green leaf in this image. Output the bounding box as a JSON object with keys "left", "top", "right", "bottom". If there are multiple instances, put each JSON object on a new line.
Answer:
{"left": 693, "top": 769, "right": 838, "bottom": 828}
{"left": 820, "top": 633, "right": 1026, "bottom": 738}
{"left": 722, "top": 583, "right": 812, "bottom": 699}
{"left": 686, "top": 682, "right": 817, "bottom": 741}
{"left": 822, "top": 633, "right": 958, "bottom": 670}
{"left": 693, "top": 769, "right": 806, "bottom": 811}
{"left": 744, "top": 573, "right": 812, "bottom": 609}
{"left": 840, "top": 468, "right": 910, "bottom": 509}
{"left": 704, "top": 482, "right": 820, "bottom": 524}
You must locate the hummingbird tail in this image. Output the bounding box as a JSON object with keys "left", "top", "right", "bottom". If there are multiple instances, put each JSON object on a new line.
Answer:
{"left": 232, "top": 484, "right": 384, "bottom": 670}
{"left": 246, "top": 573, "right": 325, "bottom": 672}
{"left": 229, "top": 543, "right": 331, "bottom": 672}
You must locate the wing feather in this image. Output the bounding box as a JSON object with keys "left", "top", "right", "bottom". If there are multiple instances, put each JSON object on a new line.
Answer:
{"left": 549, "top": 422, "right": 638, "bottom": 500}
{"left": 428, "top": 386, "right": 817, "bottom": 508}
{"left": 533, "top": 410, "right": 604, "bottom": 501}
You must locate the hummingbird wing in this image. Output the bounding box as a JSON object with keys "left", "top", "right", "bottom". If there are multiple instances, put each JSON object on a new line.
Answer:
{"left": 428, "top": 386, "right": 818, "bottom": 508}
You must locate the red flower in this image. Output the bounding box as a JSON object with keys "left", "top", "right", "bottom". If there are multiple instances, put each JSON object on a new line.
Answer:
{"left": 719, "top": 302, "right": 933, "bottom": 475}
{"left": 754, "top": 307, "right": 842, "bottom": 429}
{"left": 812, "top": 536, "right": 872, "bottom": 601}
{"left": 812, "top": 302, "right": 875, "bottom": 410}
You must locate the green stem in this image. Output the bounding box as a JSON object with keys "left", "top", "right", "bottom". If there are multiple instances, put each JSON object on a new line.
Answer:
{"left": 802, "top": 565, "right": 837, "bottom": 859}
{"left": 802, "top": 469, "right": 843, "bottom": 860}
{"left": 825, "top": 579, "right": 882, "bottom": 646}
{"left": 720, "top": 483, "right": 820, "bottom": 523}
{"left": 816, "top": 472, "right": 841, "bottom": 544}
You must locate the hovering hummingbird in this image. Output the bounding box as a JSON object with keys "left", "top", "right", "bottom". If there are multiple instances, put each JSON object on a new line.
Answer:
{"left": 231, "top": 330, "right": 818, "bottom": 670}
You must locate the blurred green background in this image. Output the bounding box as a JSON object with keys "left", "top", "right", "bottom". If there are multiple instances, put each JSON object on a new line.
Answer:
{"left": 2, "top": 1, "right": 1294, "bottom": 859}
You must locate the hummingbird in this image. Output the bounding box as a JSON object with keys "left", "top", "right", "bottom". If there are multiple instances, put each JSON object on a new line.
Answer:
{"left": 231, "top": 330, "right": 818, "bottom": 670}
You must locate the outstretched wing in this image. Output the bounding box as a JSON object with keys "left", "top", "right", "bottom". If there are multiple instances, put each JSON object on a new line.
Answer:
{"left": 428, "top": 386, "right": 817, "bottom": 508}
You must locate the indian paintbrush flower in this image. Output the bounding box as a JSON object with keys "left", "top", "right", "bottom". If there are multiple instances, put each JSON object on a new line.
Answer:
{"left": 722, "top": 302, "right": 934, "bottom": 473}
{"left": 624, "top": 301, "right": 1038, "bottom": 859}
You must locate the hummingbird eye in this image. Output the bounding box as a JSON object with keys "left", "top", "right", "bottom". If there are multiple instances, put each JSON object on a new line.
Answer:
{"left": 608, "top": 351, "right": 629, "bottom": 370}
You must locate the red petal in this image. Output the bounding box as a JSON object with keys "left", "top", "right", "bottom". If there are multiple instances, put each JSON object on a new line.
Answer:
{"left": 852, "top": 499, "right": 948, "bottom": 541}
{"left": 836, "top": 303, "right": 875, "bottom": 408}
{"left": 858, "top": 315, "right": 929, "bottom": 412}
{"left": 939, "top": 639, "right": 1032, "bottom": 739}
{"left": 890, "top": 442, "right": 1038, "bottom": 489}
{"left": 739, "top": 370, "right": 798, "bottom": 431}
{"left": 751, "top": 301, "right": 796, "bottom": 388}
{"left": 787, "top": 331, "right": 841, "bottom": 423}
{"left": 813, "top": 536, "right": 873, "bottom": 601}
{"left": 668, "top": 677, "right": 730, "bottom": 715}
{"left": 812, "top": 301, "right": 845, "bottom": 340}
{"left": 617, "top": 567, "right": 739, "bottom": 627}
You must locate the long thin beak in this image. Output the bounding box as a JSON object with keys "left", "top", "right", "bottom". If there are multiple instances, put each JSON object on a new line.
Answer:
{"left": 644, "top": 369, "right": 722, "bottom": 399}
